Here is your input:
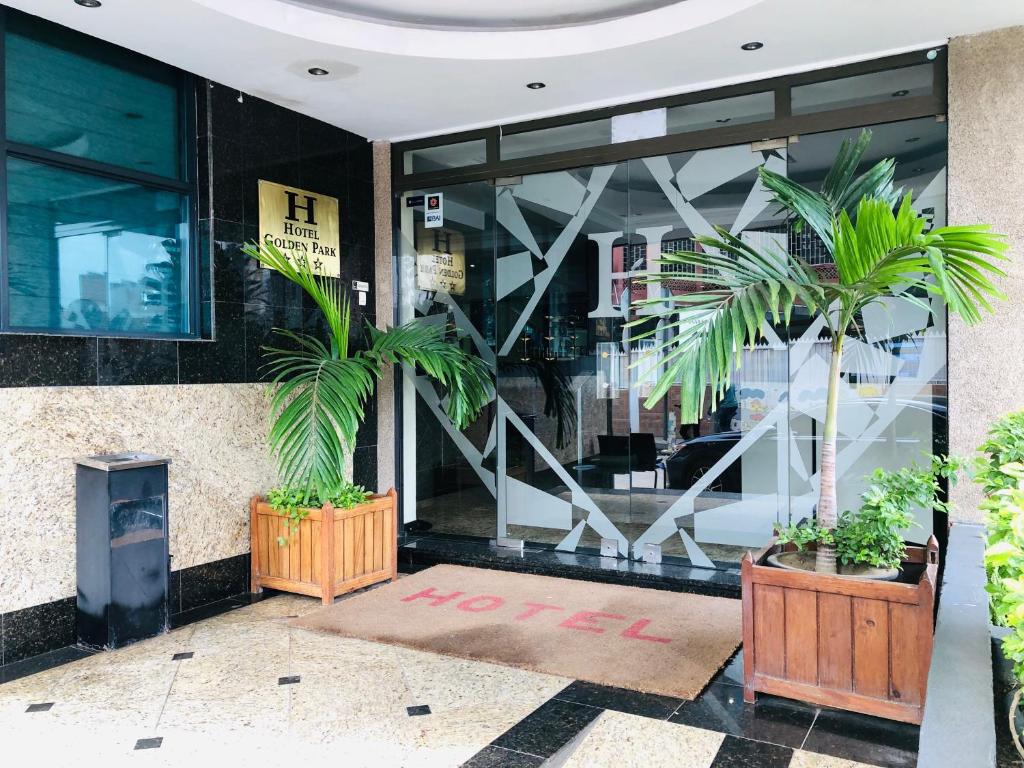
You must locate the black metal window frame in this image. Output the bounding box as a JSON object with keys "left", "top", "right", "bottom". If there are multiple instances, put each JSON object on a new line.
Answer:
{"left": 392, "top": 47, "right": 947, "bottom": 190}
{"left": 0, "top": 7, "right": 200, "bottom": 341}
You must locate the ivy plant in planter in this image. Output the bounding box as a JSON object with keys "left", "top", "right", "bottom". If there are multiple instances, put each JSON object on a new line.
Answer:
{"left": 774, "top": 456, "right": 962, "bottom": 579}
{"left": 627, "top": 131, "right": 1006, "bottom": 723}
{"left": 243, "top": 241, "right": 492, "bottom": 603}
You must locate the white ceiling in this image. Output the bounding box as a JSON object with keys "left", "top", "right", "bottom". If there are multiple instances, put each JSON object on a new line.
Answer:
{"left": 8, "top": 0, "right": 1024, "bottom": 142}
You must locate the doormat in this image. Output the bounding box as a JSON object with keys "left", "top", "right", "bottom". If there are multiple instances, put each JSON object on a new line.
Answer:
{"left": 290, "top": 564, "right": 741, "bottom": 699}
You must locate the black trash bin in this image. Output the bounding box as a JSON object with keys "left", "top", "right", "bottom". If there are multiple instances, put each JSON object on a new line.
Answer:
{"left": 75, "top": 452, "right": 171, "bottom": 649}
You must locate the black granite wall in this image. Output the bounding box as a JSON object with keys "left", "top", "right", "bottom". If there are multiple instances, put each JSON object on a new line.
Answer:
{"left": 0, "top": 81, "right": 379, "bottom": 669}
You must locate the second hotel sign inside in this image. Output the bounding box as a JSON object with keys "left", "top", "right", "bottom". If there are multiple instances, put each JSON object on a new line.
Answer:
{"left": 258, "top": 180, "right": 341, "bottom": 277}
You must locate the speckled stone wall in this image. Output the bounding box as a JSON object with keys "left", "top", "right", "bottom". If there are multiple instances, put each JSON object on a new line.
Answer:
{"left": 948, "top": 27, "right": 1024, "bottom": 522}
{"left": 0, "top": 384, "right": 266, "bottom": 613}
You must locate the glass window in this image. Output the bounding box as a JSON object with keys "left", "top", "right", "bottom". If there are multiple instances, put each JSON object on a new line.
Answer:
{"left": 666, "top": 91, "right": 774, "bottom": 134}
{"left": 791, "top": 64, "right": 933, "bottom": 116}
{"left": 6, "top": 14, "right": 181, "bottom": 180}
{"left": 500, "top": 119, "right": 612, "bottom": 160}
{"left": 403, "top": 139, "right": 487, "bottom": 174}
{"left": 6, "top": 158, "right": 190, "bottom": 335}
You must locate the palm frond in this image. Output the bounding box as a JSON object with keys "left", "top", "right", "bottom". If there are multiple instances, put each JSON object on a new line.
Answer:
{"left": 364, "top": 320, "right": 494, "bottom": 430}
{"left": 242, "top": 240, "right": 349, "bottom": 358}
{"left": 262, "top": 331, "right": 376, "bottom": 498}
{"left": 627, "top": 228, "right": 822, "bottom": 422}
{"left": 758, "top": 129, "right": 899, "bottom": 253}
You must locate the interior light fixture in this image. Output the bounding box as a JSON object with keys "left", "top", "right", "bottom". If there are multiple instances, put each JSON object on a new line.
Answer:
{"left": 891, "top": 89, "right": 909, "bottom": 98}
{"left": 75, "top": 0, "right": 102, "bottom": 6}
{"left": 307, "top": 67, "right": 330, "bottom": 76}
{"left": 526, "top": 82, "right": 546, "bottom": 90}
{"left": 740, "top": 41, "right": 764, "bottom": 51}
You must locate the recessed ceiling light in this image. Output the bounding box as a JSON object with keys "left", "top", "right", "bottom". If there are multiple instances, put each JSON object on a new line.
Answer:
{"left": 891, "top": 89, "right": 909, "bottom": 98}
{"left": 741, "top": 41, "right": 764, "bottom": 51}
{"left": 526, "top": 82, "right": 546, "bottom": 90}
{"left": 716, "top": 118, "right": 731, "bottom": 123}
{"left": 307, "top": 67, "right": 330, "bottom": 76}
{"left": 905, "top": 137, "right": 920, "bottom": 143}
{"left": 75, "top": 0, "right": 101, "bottom": 6}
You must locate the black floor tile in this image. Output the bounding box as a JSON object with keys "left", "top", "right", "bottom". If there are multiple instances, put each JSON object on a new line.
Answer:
{"left": 278, "top": 675, "right": 301, "bottom": 685}
{"left": 460, "top": 745, "right": 544, "bottom": 768}
{"left": 0, "top": 645, "right": 95, "bottom": 685}
{"left": 801, "top": 708, "right": 919, "bottom": 768}
{"left": 491, "top": 698, "right": 602, "bottom": 758}
{"left": 710, "top": 735, "right": 793, "bottom": 767}
{"left": 134, "top": 737, "right": 163, "bottom": 750}
{"left": 553, "top": 680, "right": 682, "bottom": 719}
{"left": 407, "top": 705, "right": 431, "bottom": 716}
{"left": 669, "top": 682, "right": 816, "bottom": 749}
{"left": 171, "top": 652, "right": 194, "bottom": 661}
{"left": 25, "top": 702, "right": 53, "bottom": 712}
{"left": 709, "top": 651, "right": 744, "bottom": 689}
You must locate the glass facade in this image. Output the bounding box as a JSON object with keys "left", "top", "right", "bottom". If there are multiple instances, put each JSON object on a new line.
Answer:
{"left": 1, "top": 12, "right": 193, "bottom": 337}
{"left": 398, "top": 116, "right": 948, "bottom": 570}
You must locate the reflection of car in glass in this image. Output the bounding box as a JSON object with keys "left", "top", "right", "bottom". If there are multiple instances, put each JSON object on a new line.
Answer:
{"left": 665, "top": 399, "right": 947, "bottom": 492}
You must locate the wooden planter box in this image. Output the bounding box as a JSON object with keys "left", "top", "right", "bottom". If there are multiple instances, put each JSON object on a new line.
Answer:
{"left": 250, "top": 489, "right": 398, "bottom": 605}
{"left": 741, "top": 536, "right": 938, "bottom": 724}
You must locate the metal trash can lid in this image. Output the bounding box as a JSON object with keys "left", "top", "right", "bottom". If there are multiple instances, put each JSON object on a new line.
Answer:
{"left": 75, "top": 452, "right": 172, "bottom": 471}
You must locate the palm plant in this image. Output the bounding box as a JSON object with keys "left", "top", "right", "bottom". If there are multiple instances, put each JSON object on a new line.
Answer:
{"left": 629, "top": 131, "right": 1007, "bottom": 573}
{"left": 242, "top": 240, "right": 493, "bottom": 503}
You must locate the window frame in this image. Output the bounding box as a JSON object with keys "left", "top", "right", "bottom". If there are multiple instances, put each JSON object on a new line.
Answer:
{"left": 0, "top": 8, "right": 200, "bottom": 340}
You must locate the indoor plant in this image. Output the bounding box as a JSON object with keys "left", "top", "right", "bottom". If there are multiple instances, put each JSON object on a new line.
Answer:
{"left": 629, "top": 131, "right": 1006, "bottom": 722}
{"left": 243, "top": 240, "right": 492, "bottom": 603}
{"left": 630, "top": 129, "right": 1006, "bottom": 573}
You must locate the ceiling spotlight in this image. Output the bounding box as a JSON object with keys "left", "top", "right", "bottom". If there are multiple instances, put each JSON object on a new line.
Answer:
{"left": 891, "top": 89, "right": 909, "bottom": 98}
{"left": 926, "top": 49, "right": 939, "bottom": 61}
{"left": 307, "top": 67, "right": 330, "bottom": 76}
{"left": 905, "top": 136, "right": 920, "bottom": 143}
{"left": 526, "top": 82, "right": 546, "bottom": 90}
{"left": 716, "top": 118, "right": 731, "bottom": 123}
{"left": 741, "top": 41, "right": 764, "bottom": 51}
{"left": 74, "top": 0, "right": 102, "bottom": 6}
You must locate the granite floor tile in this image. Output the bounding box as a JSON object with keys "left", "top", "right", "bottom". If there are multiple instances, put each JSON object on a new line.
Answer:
{"left": 670, "top": 682, "right": 817, "bottom": 749}
{"left": 553, "top": 680, "right": 684, "bottom": 719}
{"left": 561, "top": 710, "right": 724, "bottom": 768}
{"left": 789, "top": 750, "right": 880, "bottom": 768}
{"left": 800, "top": 708, "right": 919, "bottom": 768}
{"left": 709, "top": 734, "right": 794, "bottom": 767}
{"left": 491, "top": 697, "right": 603, "bottom": 758}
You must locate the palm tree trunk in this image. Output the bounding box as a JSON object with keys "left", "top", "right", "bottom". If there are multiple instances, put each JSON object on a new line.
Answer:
{"left": 815, "top": 333, "right": 844, "bottom": 574}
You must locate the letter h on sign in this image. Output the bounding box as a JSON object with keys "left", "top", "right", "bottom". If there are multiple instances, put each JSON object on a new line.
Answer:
{"left": 284, "top": 190, "right": 317, "bottom": 225}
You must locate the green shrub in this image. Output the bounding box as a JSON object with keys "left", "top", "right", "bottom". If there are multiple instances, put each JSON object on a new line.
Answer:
{"left": 774, "top": 455, "right": 960, "bottom": 570}
{"left": 980, "top": 412, "right": 1024, "bottom": 676}
{"left": 266, "top": 480, "right": 370, "bottom": 546}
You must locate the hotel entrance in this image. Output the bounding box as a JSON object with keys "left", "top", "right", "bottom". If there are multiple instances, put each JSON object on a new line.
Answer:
{"left": 394, "top": 57, "right": 950, "bottom": 575}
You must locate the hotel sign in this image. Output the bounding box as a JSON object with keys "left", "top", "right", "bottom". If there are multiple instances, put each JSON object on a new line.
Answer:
{"left": 415, "top": 223, "right": 466, "bottom": 296}
{"left": 258, "top": 180, "right": 340, "bottom": 277}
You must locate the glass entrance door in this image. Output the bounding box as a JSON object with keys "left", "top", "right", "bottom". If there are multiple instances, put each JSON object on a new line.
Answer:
{"left": 396, "top": 120, "right": 949, "bottom": 569}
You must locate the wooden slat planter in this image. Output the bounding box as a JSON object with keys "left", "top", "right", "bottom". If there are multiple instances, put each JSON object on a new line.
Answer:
{"left": 250, "top": 488, "right": 398, "bottom": 605}
{"left": 741, "top": 536, "right": 938, "bottom": 725}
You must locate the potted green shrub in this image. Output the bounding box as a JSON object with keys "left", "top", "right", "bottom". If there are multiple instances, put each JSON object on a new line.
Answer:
{"left": 243, "top": 241, "right": 492, "bottom": 604}
{"left": 629, "top": 130, "right": 1007, "bottom": 722}
{"left": 978, "top": 412, "right": 1024, "bottom": 758}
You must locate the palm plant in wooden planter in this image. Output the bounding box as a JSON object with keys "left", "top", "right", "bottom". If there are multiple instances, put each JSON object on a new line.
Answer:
{"left": 629, "top": 131, "right": 1006, "bottom": 722}
{"left": 244, "top": 241, "right": 491, "bottom": 604}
